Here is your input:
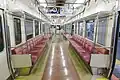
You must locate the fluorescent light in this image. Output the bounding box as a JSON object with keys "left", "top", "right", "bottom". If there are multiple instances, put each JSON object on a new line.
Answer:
{"left": 39, "top": 0, "right": 46, "bottom": 2}
{"left": 75, "top": 0, "right": 85, "bottom": 3}
{"left": 39, "top": 0, "right": 47, "bottom": 7}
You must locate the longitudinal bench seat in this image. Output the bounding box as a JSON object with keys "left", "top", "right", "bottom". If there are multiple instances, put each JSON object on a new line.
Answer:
{"left": 63, "top": 32, "right": 72, "bottom": 39}
{"left": 68, "top": 35, "right": 109, "bottom": 64}
{"left": 12, "top": 34, "right": 51, "bottom": 65}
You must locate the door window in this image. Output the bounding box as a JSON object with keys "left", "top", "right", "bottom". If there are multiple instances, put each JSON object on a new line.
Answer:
{"left": 86, "top": 20, "right": 94, "bottom": 40}
{"left": 0, "top": 15, "right": 4, "bottom": 52}
{"left": 14, "top": 18, "right": 22, "bottom": 45}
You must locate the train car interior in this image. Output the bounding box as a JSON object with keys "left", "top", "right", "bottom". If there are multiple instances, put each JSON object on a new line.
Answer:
{"left": 0, "top": 0, "right": 120, "bottom": 80}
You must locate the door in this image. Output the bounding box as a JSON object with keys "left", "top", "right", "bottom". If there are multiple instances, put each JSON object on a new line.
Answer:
{"left": 0, "top": 9, "right": 11, "bottom": 80}
{"left": 109, "top": 12, "right": 120, "bottom": 79}
{"left": 111, "top": 13, "right": 120, "bottom": 79}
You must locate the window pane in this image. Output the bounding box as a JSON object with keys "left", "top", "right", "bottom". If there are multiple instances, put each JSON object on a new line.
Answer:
{"left": 86, "top": 20, "right": 94, "bottom": 40}
{"left": 14, "top": 18, "right": 22, "bottom": 45}
{"left": 25, "top": 20, "right": 33, "bottom": 40}
{"left": 97, "top": 18, "right": 107, "bottom": 45}
{"left": 35, "top": 21, "right": 39, "bottom": 36}
{"left": 0, "top": 16, "right": 4, "bottom": 51}
{"left": 78, "top": 22, "right": 83, "bottom": 36}
{"left": 75, "top": 22, "right": 77, "bottom": 34}
{"left": 71, "top": 23, "right": 74, "bottom": 35}
{"left": 42, "top": 23, "right": 45, "bottom": 33}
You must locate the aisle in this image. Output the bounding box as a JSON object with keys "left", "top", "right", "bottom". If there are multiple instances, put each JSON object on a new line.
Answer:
{"left": 42, "top": 35, "right": 80, "bottom": 80}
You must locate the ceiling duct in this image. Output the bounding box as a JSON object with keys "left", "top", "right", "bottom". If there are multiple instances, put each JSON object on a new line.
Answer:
{"left": 56, "top": 0, "right": 65, "bottom": 6}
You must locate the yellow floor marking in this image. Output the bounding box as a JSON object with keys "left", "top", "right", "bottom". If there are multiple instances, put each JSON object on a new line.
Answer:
{"left": 96, "top": 78, "right": 108, "bottom": 80}
{"left": 116, "top": 59, "right": 120, "bottom": 65}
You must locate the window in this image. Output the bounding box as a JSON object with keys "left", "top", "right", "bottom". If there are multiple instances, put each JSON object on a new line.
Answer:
{"left": 0, "top": 16, "right": 4, "bottom": 51}
{"left": 35, "top": 21, "right": 39, "bottom": 36}
{"left": 56, "top": 25, "right": 60, "bottom": 30}
{"left": 25, "top": 20, "right": 33, "bottom": 40}
{"left": 78, "top": 22, "right": 84, "bottom": 36}
{"left": 97, "top": 18, "right": 107, "bottom": 45}
{"left": 86, "top": 20, "right": 94, "bottom": 40}
{"left": 75, "top": 22, "right": 77, "bottom": 34}
{"left": 14, "top": 18, "right": 22, "bottom": 45}
{"left": 40, "top": 22, "right": 41, "bottom": 34}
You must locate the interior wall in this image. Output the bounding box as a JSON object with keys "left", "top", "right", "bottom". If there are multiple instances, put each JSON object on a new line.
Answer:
{"left": 83, "top": 0, "right": 116, "bottom": 18}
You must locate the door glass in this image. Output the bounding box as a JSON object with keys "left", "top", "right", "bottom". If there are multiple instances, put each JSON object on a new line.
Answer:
{"left": 97, "top": 18, "right": 107, "bottom": 45}
{"left": 86, "top": 20, "right": 94, "bottom": 40}
{"left": 40, "top": 22, "right": 41, "bottom": 34}
{"left": 75, "top": 22, "right": 77, "bottom": 34}
{"left": 14, "top": 18, "right": 22, "bottom": 45}
{"left": 112, "top": 22, "right": 120, "bottom": 79}
{"left": 35, "top": 21, "right": 39, "bottom": 36}
{"left": 78, "top": 22, "right": 83, "bottom": 36}
{"left": 0, "top": 15, "right": 4, "bottom": 52}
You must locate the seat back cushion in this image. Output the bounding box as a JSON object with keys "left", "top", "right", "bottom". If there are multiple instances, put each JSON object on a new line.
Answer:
{"left": 96, "top": 48, "right": 109, "bottom": 54}
{"left": 14, "top": 47, "right": 23, "bottom": 54}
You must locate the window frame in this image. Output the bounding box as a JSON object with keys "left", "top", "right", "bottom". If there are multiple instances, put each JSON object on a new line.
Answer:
{"left": 14, "top": 18, "right": 22, "bottom": 45}
{"left": 25, "top": 19, "right": 33, "bottom": 40}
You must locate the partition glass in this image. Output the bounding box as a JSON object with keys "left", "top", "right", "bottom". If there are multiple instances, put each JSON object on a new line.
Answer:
{"left": 35, "top": 20, "right": 39, "bottom": 36}
{"left": 97, "top": 18, "right": 107, "bottom": 45}
{"left": 86, "top": 20, "right": 94, "bottom": 40}
{"left": 25, "top": 19, "right": 33, "bottom": 40}
{"left": 14, "top": 18, "right": 22, "bottom": 45}
{"left": 0, "top": 16, "right": 4, "bottom": 51}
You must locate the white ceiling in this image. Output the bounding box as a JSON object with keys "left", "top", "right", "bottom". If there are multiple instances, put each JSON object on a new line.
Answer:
{"left": 18, "top": 0, "right": 86, "bottom": 24}
{"left": 46, "top": 0, "right": 56, "bottom": 6}
{"left": 43, "top": 0, "right": 86, "bottom": 24}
